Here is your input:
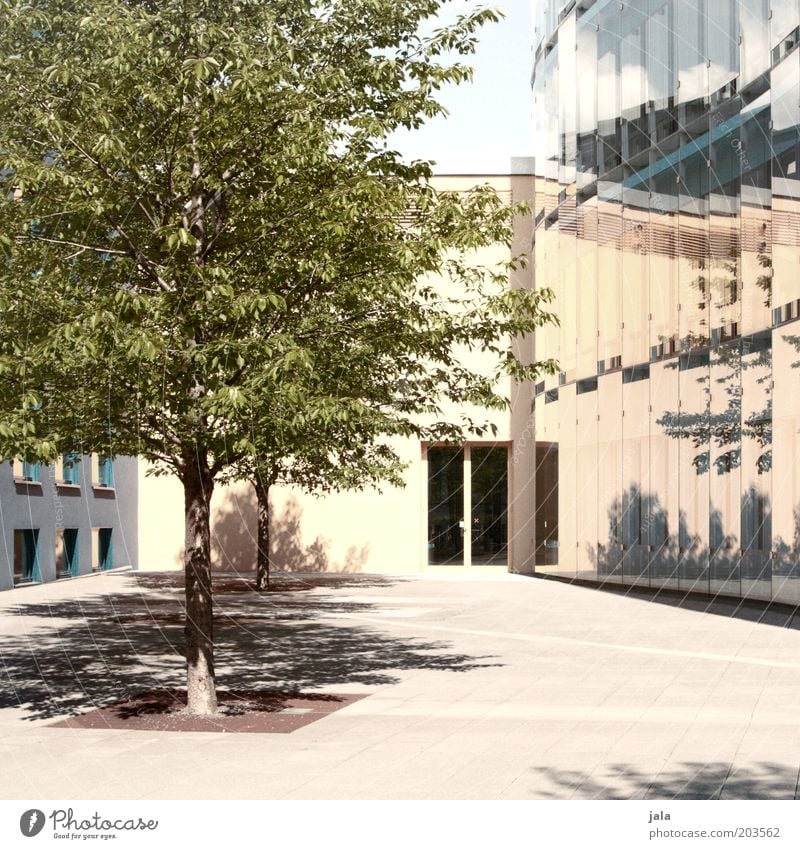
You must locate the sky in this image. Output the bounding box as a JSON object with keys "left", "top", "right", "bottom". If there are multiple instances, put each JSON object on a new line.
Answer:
{"left": 388, "top": 0, "right": 534, "bottom": 174}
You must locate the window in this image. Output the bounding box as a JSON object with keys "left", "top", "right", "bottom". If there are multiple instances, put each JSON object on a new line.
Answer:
{"left": 535, "top": 443, "right": 559, "bottom": 566}
{"left": 95, "top": 455, "right": 114, "bottom": 488}
{"left": 55, "top": 528, "right": 79, "bottom": 577}
{"left": 60, "top": 453, "right": 80, "bottom": 486}
{"left": 93, "top": 528, "right": 113, "bottom": 571}
{"left": 14, "top": 529, "right": 40, "bottom": 584}
{"left": 20, "top": 459, "right": 41, "bottom": 483}
{"left": 622, "top": 364, "right": 650, "bottom": 384}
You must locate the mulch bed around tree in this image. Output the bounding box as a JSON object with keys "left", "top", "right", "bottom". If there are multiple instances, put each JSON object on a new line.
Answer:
{"left": 48, "top": 689, "right": 366, "bottom": 733}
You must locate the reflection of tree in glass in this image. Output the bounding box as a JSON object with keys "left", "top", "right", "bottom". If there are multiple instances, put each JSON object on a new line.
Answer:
{"left": 709, "top": 245, "right": 738, "bottom": 309}
{"left": 755, "top": 251, "right": 772, "bottom": 308}
{"left": 656, "top": 342, "right": 772, "bottom": 476}
{"left": 686, "top": 255, "right": 710, "bottom": 347}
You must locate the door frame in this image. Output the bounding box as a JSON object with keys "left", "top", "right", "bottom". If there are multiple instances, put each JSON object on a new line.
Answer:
{"left": 422, "top": 441, "right": 512, "bottom": 569}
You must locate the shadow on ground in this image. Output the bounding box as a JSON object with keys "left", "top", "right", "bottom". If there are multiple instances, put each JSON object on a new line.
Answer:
{"left": 0, "top": 572, "right": 501, "bottom": 722}
{"left": 532, "top": 574, "right": 800, "bottom": 630}
{"left": 529, "top": 761, "right": 800, "bottom": 800}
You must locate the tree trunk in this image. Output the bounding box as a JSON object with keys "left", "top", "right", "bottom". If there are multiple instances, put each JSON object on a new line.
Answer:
{"left": 255, "top": 480, "right": 271, "bottom": 591}
{"left": 183, "top": 460, "right": 218, "bottom": 715}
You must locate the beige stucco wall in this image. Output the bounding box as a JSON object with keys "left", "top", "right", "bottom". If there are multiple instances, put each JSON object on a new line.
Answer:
{"left": 137, "top": 438, "right": 425, "bottom": 575}
{"left": 137, "top": 172, "right": 535, "bottom": 576}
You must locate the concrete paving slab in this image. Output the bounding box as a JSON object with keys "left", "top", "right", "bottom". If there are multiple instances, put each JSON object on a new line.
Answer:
{"left": 3, "top": 570, "right": 800, "bottom": 799}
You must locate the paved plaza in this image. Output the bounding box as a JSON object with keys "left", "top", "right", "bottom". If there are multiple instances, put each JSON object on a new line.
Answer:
{"left": 1, "top": 569, "right": 800, "bottom": 799}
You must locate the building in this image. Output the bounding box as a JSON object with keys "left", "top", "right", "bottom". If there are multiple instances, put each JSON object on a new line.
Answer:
{"left": 1, "top": 172, "right": 534, "bottom": 589}
{"left": 529, "top": 0, "right": 800, "bottom": 603}
{"left": 136, "top": 171, "right": 538, "bottom": 577}
{"left": 0, "top": 454, "right": 138, "bottom": 590}
{"left": 12, "top": 0, "right": 800, "bottom": 600}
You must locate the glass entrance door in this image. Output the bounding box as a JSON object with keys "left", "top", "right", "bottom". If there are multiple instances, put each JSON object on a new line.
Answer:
{"left": 427, "top": 444, "right": 509, "bottom": 566}
{"left": 427, "top": 446, "right": 464, "bottom": 564}
{"left": 470, "top": 446, "right": 509, "bottom": 565}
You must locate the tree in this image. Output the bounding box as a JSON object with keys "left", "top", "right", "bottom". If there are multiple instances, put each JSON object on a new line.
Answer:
{"left": 235, "top": 277, "right": 522, "bottom": 592}
{"left": 0, "top": 0, "right": 557, "bottom": 715}
{"left": 249, "top": 434, "right": 405, "bottom": 592}
{"left": 235, "top": 373, "right": 409, "bottom": 592}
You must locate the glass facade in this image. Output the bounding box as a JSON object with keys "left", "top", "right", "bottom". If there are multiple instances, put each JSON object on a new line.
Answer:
{"left": 531, "top": 0, "right": 800, "bottom": 602}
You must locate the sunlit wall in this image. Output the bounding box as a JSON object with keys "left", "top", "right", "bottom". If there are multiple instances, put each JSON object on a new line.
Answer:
{"left": 530, "top": 0, "right": 800, "bottom": 602}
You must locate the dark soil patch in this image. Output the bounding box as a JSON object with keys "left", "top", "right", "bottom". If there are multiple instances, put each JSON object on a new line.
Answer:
{"left": 47, "top": 688, "right": 365, "bottom": 733}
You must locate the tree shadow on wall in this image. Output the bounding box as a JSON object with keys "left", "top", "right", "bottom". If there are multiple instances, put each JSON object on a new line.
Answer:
{"left": 583, "top": 483, "right": 800, "bottom": 626}
{"left": 209, "top": 487, "right": 370, "bottom": 575}
{"left": 0, "top": 572, "right": 501, "bottom": 722}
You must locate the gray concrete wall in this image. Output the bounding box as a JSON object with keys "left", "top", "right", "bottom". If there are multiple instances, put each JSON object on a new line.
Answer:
{"left": 0, "top": 455, "right": 138, "bottom": 590}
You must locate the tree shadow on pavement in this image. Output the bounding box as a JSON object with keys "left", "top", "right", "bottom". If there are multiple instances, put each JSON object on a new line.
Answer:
{"left": 0, "top": 572, "right": 502, "bottom": 721}
{"left": 528, "top": 761, "right": 799, "bottom": 800}
{"left": 533, "top": 574, "right": 800, "bottom": 631}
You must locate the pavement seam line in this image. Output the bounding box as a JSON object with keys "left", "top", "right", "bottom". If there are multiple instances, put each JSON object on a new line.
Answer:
{"left": 326, "top": 614, "right": 800, "bottom": 671}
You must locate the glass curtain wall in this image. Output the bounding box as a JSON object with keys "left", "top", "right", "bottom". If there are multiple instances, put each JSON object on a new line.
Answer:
{"left": 531, "top": 0, "right": 800, "bottom": 603}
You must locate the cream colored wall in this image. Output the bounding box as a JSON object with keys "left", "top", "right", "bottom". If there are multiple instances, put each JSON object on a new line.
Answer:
{"left": 270, "top": 466, "right": 423, "bottom": 575}
{"left": 411, "top": 174, "right": 518, "bottom": 441}
{"left": 137, "top": 466, "right": 184, "bottom": 571}
{"left": 136, "top": 173, "right": 534, "bottom": 576}
{"left": 137, "top": 436, "right": 425, "bottom": 575}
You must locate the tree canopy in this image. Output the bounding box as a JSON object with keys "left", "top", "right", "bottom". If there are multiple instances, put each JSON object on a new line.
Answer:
{"left": 0, "top": 0, "right": 557, "bottom": 714}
